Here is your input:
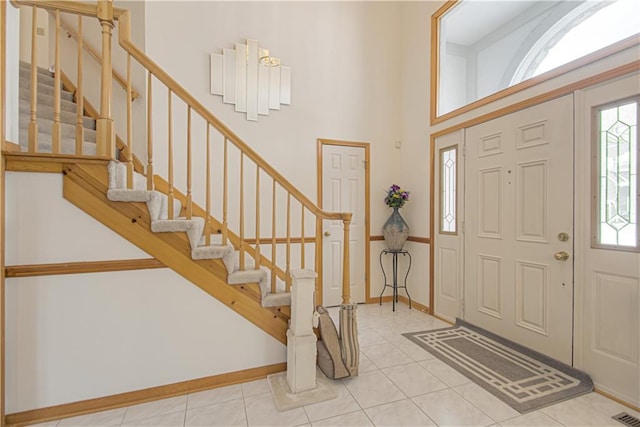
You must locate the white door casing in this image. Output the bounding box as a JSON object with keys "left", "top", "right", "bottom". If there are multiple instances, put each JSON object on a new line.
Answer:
{"left": 574, "top": 73, "right": 640, "bottom": 407}
{"left": 464, "top": 95, "right": 574, "bottom": 364}
{"left": 322, "top": 144, "right": 366, "bottom": 306}
{"left": 434, "top": 130, "right": 465, "bottom": 323}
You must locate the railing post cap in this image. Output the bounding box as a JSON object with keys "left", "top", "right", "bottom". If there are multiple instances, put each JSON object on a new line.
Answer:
{"left": 290, "top": 269, "right": 317, "bottom": 280}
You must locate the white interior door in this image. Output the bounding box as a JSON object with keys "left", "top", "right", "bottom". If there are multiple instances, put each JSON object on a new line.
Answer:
{"left": 434, "top": 130, "right": 465, "bottom": 323}
{"left": 575, "top": 73, "right": 640, "bottom": 406}
{"left": 464, "top": 95, "right": 574, "bottom": 364}
{"left": 322, "top": 144, "right": 366, "bottom": 306}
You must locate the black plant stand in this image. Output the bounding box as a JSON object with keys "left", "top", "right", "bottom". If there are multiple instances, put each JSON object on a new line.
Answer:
{"left": 379, "top": 249, "right": 412, "bottom": 311}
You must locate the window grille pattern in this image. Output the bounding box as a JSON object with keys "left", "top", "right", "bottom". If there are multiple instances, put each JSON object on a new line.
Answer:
{"left": 440, "top": 146, "right": 457, "bottom": 234}
{"left": 596, "top": 99, "right": 638, "bottom": 249}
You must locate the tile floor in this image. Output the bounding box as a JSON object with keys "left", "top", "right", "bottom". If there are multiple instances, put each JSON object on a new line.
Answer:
{"left": 30, "top": 303, "right": 639, "bottom": 427}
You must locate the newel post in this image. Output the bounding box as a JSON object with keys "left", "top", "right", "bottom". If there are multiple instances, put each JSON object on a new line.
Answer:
{"left": 342, "top": 214, "right": 352, "bottom": 305}
{"left": 96, "top": 0, "right": 115, "bottom": 158}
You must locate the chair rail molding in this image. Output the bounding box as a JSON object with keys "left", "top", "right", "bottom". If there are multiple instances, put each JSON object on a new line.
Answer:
{"left": 210, "top": 39, "right": 291, "bottom": 121}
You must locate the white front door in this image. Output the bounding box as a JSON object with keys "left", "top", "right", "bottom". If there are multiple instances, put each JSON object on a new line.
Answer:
{"left": 575, "top": 73, "right": 640, "bottom": 406}
{"left": 322, "top": 144, "right": 366, "bottom": 306}
{"left": 464, "top": 95, "right": 574, "bottom": 364}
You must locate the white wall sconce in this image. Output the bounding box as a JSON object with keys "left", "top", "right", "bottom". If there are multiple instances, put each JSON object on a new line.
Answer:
{"left": 210, "top": 39, "right": 291, "bottom": 121}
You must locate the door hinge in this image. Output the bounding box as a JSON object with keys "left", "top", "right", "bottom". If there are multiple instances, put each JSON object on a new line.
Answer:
{"left": 363, "top": 160, "right": 368, "bottom": 170}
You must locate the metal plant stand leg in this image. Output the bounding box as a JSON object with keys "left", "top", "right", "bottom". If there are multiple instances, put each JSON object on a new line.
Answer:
{"left": 379, "top": 249, "right": 412, "bottom": 311}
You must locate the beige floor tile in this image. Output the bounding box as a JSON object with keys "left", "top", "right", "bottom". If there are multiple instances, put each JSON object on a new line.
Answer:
{"left": 362, "top": 343, "right": 413, "bottom": 369}
{"left": 121, "top": 410, "right": 185, "bottom": 427}
{"left": 365, "top": 398, "right": 437, "bottom": 426}
{"left": 184, "top": 398, "right": 246, "bottom": 427}
{"left": 419, "top": 358, "right": 472, "bottom": 387}
{"left": 382, "top": 362, "right": 447, "bottom": 397}
{"left": 453, "top": 382, "right": 520, "bottom": 422}
{"left": 412, "top": 389, "right": 494, "bottom": 427}
{"left": 57, "top": 407, "right": 126, "bottom": 426}
{"left": 499, "top": 411, "right": 563, "bottom": 427}
{"left": 241, "top": 378, "right": 271, "bottom": 398}
{"left": 303, "top": 384, "right": 360, "bottom": 422}
{"left": 311, "top": 410, "right": 373, "bottom": 427}
{"left": 540, "top": 398, "right": 623, "bottom": 426}
{"left": 344, "top": 370, "right": 406, "bottom": 409}
{"left": 122, "top": 396, "right": 187, "bottom": 424}
{"left": 244, "top": 392, "right": 309, "bottom": 427}
{"left": 187, "top": 384, "right": 243, "bottom": 410}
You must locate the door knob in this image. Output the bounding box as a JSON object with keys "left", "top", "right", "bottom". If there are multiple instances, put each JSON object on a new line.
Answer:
{"left": 554, "top": 251, "right": 570, "bottom": 261}
{"left": 324, "top": 231, "right": 331, "bottom": 237}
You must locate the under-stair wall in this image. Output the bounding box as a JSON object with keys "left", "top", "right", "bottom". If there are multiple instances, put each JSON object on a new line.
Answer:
{"left": 4, "top": 172, "right": 286, "bottom": 413}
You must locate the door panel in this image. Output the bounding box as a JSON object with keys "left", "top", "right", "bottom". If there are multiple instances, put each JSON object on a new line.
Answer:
{"left": 322, "top": 144, "right": 366, "bottom": 306}
{"left": 464, "top": 95, "right": 574, "bottom": 364}
{"left": 575, "top": 73, "right": 640, "bottom": 406}
{"left": 434, "top": 131, "right": 465, "bottom": 322}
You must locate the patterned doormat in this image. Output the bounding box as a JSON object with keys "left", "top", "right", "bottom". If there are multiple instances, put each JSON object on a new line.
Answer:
{"left": 403, "top": 320, "right": 593, "bottom": 413}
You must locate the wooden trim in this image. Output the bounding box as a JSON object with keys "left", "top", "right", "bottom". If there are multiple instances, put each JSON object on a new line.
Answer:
{"left": 407, "top": 236, "right": 431, "bottom": 244}
{"left": 371, "top": 235, "right": 430, "bottom": 244}
{"left": 372, "top": 296, "right": 430, "bottom": 314}
{"left": 5, "top": 362, "right": 286, "bottom": 427}
{"left": 317, "top": 139, "right": 370, "bottom": 305}
{"left": 430, "top": 0, "right": 459, "bottom": 125}
{"left": 593, "top": 387, "right": 640, "bottom": 413}
{"left": 1, "top": 141, "right": 20, "bottom": 152}
{"left": 3, "top": 153, "right": 110, "bottom": 173}
{"left": 432, "top": 313, "right": 455, "bottom": 326}
{"left": 430, "top": 0, "right": 640, "bottom": 126}
{"left": 1, "top": 1, "right": 6, "bottom": 423}
{"left": 244, "top": 237, "right": 315, "bottom": 245}
{"left": 5, "top": 258, "right": 165, "bottom": 278}
{"left": 428, "top": 61, "right": 640, "bottom": 324}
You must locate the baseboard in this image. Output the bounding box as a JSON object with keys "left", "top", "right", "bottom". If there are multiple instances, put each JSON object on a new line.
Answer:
{"left": 5, "top": 362, "right": 286, "bottom": 427}
{"left": 369, "top": 296, "right": 430, "bottom": 314}
{"left": 594, "top": 387, "right": 640, "bottom": 413}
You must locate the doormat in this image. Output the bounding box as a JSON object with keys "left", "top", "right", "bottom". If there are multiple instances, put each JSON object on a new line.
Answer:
{"left": 403, "top": 319, "right": 593, "bottom": 413}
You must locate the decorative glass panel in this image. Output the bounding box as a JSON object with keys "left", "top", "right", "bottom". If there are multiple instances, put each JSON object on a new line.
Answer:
{"left": 595, "top": 99, "right": 638, "bottom": 249}
{"left": 440, "top": 146, "right": 457, "bottom": 234}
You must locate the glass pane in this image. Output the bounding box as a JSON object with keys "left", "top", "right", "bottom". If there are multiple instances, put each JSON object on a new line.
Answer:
{"left": 597, "top": 100, "right": 638, "bottom": 248}
{"left": 440, "top": 147, "right": 457, "bottom": 233}
{"left": 436, "top": 0, "right": 639, "bottom": 118}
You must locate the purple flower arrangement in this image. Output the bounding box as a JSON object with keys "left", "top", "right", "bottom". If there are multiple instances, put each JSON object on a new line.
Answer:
{"left": 384, "top": 184, "right": 410, "bottom": 208}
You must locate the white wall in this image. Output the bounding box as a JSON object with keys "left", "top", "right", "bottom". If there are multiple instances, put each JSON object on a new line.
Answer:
{"left": 4, "top": 173, "right": 285, "bottom": 413}
{"left": 143, "top": 1, "right": 411, "bottom": 302}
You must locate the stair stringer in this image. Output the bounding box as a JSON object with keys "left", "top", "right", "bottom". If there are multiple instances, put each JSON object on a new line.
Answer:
{"left": 61, "top": 162, "right": 289, "bottom": 344}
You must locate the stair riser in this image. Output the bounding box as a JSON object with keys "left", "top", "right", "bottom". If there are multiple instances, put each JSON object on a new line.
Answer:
{"left": 19, "top": 67, "right": 57, "bottom": 87}
{"left": 19, "top": 81, "right": 74, "bottom": 102}
{"left": 19, "top": 99, "right": 96, "bottom": 129}
{"left": 19, "top": 117, "right": 97, "bottom": 144}
{"left": 19, "top": 88, "right": 80, "bottom": 114}
{"left": 19, "top": 61, "right": 54, "bottom": 78}
{"left": 18, "top": 129, "right": 97, "bottom": 155}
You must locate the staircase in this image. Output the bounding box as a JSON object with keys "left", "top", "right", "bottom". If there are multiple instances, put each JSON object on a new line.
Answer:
{"left": 16, "top": 61, "right": 292, "bottom": 343}
{"left": 7, "top": 0, "right": 354, "bottom": 347}
{"left": 18, "top": 61, "right": 98, "bottom": 155}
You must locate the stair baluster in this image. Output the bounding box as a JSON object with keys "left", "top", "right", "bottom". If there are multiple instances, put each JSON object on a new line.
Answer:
{"left": 75, "top": 15, "right": 84, "bottom": 155}
{"left": 28, "top": 6, "right": 38, "bottom": 152}
{"left": 167, "top": 88, "right": 174, "bottom": 219}
{"left": 51, "top": 9, "right": 61, "bottom": 153}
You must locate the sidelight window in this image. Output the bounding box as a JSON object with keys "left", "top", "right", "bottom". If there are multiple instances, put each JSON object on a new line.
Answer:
{"left": 593, "top": 97, "right": 639, "bottom": 250}
{"left": 440, "top": 146, "right": 458, "bottom": 234}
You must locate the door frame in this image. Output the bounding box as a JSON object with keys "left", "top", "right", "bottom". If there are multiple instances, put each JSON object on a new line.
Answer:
{"left": 429, "top": 62, "right": 639, "bottom": 319}
{"left": 317, "top": 138, "right": 370, "bottom": 306}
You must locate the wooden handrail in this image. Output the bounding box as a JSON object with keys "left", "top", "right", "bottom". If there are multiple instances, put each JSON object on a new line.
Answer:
{"left": 58, "top": 15, "right": 139, "bottom": 100}
{"left": 116, "top": 11, "right": 350, "bottom": 223}
{"left": 11, "top": 0, "right": 127, "bottom": 18}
